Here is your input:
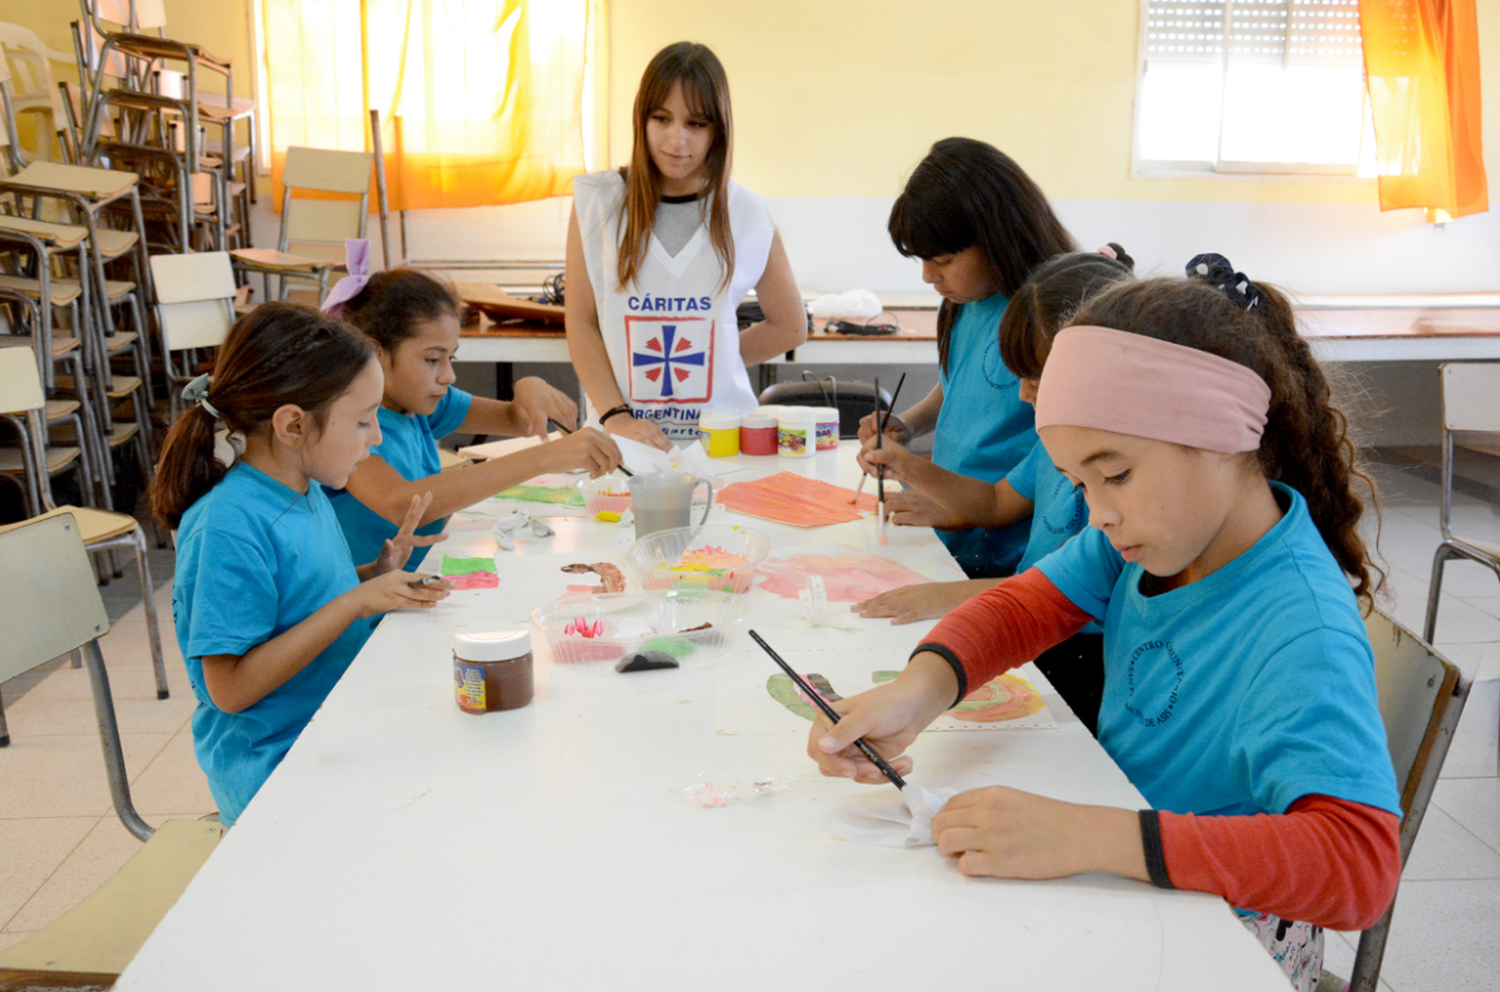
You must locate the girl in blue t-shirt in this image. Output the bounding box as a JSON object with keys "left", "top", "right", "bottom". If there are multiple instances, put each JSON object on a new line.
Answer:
{"left": 858, "top": 138, "right": 1076, "bottom": 577}
{"left": 856, "top": 249, "right": 1136, "bottom": 733}
{"left": 150, "top": 304, "right": 453, "bottom": 826}
{"left": 812, "top": 263, "right": 1402, "bottom": 991}
{"left": 327, "top": 270, "right": 624, "bottom": 569}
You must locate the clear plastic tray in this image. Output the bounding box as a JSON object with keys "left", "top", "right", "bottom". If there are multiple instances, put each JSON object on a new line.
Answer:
{"left": 531, "top": 589, "right": 748, "bottom": 668}
{"left": 623, "top": 524, "right": 771, "bottom": 594}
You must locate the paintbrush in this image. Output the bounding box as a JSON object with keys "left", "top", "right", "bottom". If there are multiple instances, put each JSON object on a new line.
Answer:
{"left": 852, "top": 373, "right": 906, "bottom": 507}
{"left": 550, "top": 417, "right": 633, "bottom": 477}
{"left": 873, "top": 373, "right": 906, "bottom": 546}
{"left": 749, "top": 630, "right": 907, "bottom": 789}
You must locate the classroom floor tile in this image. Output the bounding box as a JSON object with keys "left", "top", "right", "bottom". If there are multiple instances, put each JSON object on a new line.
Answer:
{"left": 0, "top": 818, "right": 95, "bottom": 930}
{"left": 5, "top": 668, "right": 196, "bottom": 737}
{"left": 0, "top": 931, "right": 34, "bottom": 953}
{"left": 1430, "top": 777, "right": 1500, "bottom": 852}
{"left": 0, "top": 733, "right": 173, "bottom": 819}
{"left": 1400, "top": 804, "right": 1500, "bottom": 881}
{"left": 127, "top": 732, "right": 216, "bottom": 817}
{"left": 1372, "top": 879, "right": 1500, "bottom": 992}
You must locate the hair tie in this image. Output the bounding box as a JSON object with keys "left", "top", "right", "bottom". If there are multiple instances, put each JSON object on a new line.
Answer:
{"left": 1185, "top": 252, "right": 1259, "bottom": 311}
{"left": 320, "top": 239, "right": 372, "bottom": 312}
{"left": 181, "top": 372, "right": 222, "bottom": 419}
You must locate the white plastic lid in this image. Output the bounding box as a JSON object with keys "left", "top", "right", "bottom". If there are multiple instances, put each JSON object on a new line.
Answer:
{"left": 741, "top": 412, "right": 777, "bottom": 429}
{"left": 809, "top": 406, "right": 839, "bottom": 422}
{"left": 755, "top": 405, "right": 787, "bottom": 417}
{"left": 778, "top": 407, "right": 819, "bottom": 425}
{"left": 454, "top": 629, "right": 531, "bottom": 662}
{"left": 699, "top": 409, "right": 741, "bottom": 430}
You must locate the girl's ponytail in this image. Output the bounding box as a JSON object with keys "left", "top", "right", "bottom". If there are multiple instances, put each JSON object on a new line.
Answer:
{"left": 151, "top": 402, "right": 227, "bottom": 531}
{"left": 1244, "top": 282, "right": 1384, "bottom": 608}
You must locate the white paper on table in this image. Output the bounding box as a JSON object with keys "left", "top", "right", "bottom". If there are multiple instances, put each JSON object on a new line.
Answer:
{"left": 457, "top": 431, "right": 561, "bottom": 461}
{"left": 825, "top": 785, "right": 959, "bottom": 847}
{"left": 714, "top": 653, "right": 1057, "bottom": 735}
{"left": 612, "top": 436, "right": 738, "bottom": 479}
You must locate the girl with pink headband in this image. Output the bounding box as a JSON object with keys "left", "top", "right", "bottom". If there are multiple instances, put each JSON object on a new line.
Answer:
{"left": 809, "top": 264, "right": 1401, "bottom": 991}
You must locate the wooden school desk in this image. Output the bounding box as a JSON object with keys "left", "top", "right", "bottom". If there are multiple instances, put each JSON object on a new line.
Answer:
{"left": 113, "top": 445, "right": 1290, "bottom": 990}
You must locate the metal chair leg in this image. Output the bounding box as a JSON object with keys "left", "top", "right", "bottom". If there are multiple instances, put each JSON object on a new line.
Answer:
{"left": 126, "top": 527, "right": 168, "bottom": 700}
{"left": 81, "top": 639, "right": 153, "bottom": 841}
{"left": 1423, "top": 543, "right": 1457, "bottom": 644}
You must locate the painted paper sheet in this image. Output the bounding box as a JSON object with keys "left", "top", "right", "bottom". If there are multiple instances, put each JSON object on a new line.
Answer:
{"left": 755, "top": 549, "right": 935, "bottom": 602}
{"left": 438, "top": 554, "right": 499, "bottom": 589}
{"left": 718, "top": 472, "right": 877, "bottom": 527}
{"left": 454, "top": 473, "right": 590, "bottom": 518}
{"left": 715, "top": 654, "right": 1057, "bottom": 734}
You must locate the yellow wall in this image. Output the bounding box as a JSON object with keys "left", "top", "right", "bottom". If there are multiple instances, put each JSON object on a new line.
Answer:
{"left": 6, "top": 0, "right": 1497, "bottom": 211}
{"left": 609, "top": 0, "right": 1500, "bottom": 206}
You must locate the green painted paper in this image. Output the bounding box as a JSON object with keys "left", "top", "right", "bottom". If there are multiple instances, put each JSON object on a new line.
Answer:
{"left": 440, "top": 555, "right": 499, "bottom": 576}
{"left": 494, "top": 484, "right": 584, "bottom": 506}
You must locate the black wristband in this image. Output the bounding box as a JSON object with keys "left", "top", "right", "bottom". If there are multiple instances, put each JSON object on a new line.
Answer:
{"left": 599, "top": 404, "right": 632, "bottom": 424}
{"left": 1138, "top": 810, "right": 1174, "bottom": 889}
{"left": 912, "top": 642, "right": 968, "bottom": 707}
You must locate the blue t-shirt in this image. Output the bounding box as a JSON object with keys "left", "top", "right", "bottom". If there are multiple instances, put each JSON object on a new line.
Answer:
{"left": 327, "top": 387, "right": 474, "bottom": 570}
{"left": 933, "top": 292, "right": 1036, "bottom": 575}
{"left": 1036, "top": 483, "right": 1401, "bottom": 820}
{"left": 1006, "top": 439, "right": 1087, "bottom": 574}
{"left": 173, "top": 462, "right": 377, "bottom": 826}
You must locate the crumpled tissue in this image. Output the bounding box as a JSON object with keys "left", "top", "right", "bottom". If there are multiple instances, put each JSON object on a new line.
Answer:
{"left": 825, "top": 784, "right": 958, "bottom": 847}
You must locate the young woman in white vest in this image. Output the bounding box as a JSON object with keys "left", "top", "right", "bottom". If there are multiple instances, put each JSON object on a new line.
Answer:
{"left": 565, "top": 41, "right": 808, "bottom": 450}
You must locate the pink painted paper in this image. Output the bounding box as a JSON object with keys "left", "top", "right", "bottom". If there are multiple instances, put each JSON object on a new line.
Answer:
{"left": 445, "top": 572, "right": 500, "bottom": 590}
{"left": 718, "top": 472, "right": 876, "bottom": 527}
{"left": 756, "top": 552, "right": 933, "bottom": 602}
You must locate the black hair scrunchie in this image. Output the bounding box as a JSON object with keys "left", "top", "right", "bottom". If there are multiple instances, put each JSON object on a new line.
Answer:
{"left": 1185, "top": 252, "right": 1260, "bottom": 311}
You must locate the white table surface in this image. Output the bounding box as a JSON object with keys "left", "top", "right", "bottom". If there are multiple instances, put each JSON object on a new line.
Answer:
{"left": 116, "top": 445, "right": 1290, "bottom": 991}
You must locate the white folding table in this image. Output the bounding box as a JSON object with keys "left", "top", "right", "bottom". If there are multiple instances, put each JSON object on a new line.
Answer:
{"left": 115, "top": 445, "right": 1290, "bottom": 990}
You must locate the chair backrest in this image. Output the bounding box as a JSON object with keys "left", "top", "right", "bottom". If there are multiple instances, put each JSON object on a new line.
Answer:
{"left": 1364, "top": 609, "right": 1469, "bottom": 854}
{"left": 149, "top": 251, "right": 236, "bottom": 352}
{"left": 0, "top": 22, "right": 65, "bottom": 116}
{"left": 1440, "top": 362, "right": 1500, "bottom": 433}
{"left": 0, "top": 343, "right": 44, "bottom": 413}
{"left": 281, "top": 145, "right": 372, "bottom": 247}
{"left": 0, "top": 512, "right": 110, "bottom": 684}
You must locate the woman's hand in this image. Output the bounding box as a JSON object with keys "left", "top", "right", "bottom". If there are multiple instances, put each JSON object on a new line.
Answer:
{"left": 370, "top": 493, "right": 447, "bottom": 576}
{"left": 606, "top": 413, "right": 672, "bottom": 451}
{"left": 853, "top": 581, "right": 981, "bottom": 625}
{"left": 350, "top": 568, "right": 453, "bottom": 618}
{"left": 545, "top": 427, "right": 623, "bottom": 478}
{"left": 931, "top": 788, "right": 1147, "bottom": 882}
{"left": 857, "top": 410, "right": 912, "bottom": 446}
{"left": 510, "top": 377, "right": 578, "bottom": 438}
{"left": 805, "top": 654, "right": 956, "bottom": 783}
{"left": 883, "top": 489, "right": 968, "bottom": 530}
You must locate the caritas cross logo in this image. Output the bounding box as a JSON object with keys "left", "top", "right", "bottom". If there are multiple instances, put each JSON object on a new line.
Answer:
{"left": 627, "top": 316, "right": 713, "bottom": 403}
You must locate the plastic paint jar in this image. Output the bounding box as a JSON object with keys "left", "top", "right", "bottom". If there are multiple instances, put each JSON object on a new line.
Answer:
{"left": 810, "top": 407, "right": 840, "bottom": 451}
{"left": 698, "top": 409, "right": 741, "bottom": 457}
{"left": 777, "top": 407, "right": 818, "bottom": 458}
{"left": 454, "top": 630, "right": 533, "bottom": 714}
{"left": 740, "top": 412, "right": 778, "bottom": 455}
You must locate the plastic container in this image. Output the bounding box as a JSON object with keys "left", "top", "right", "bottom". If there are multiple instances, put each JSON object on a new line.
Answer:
{"left": 698, "top": 409, "right": 741, "bottom": 457}
{"left": 580, "top": 472, "right": 632, "bottom": 516}
{"left": 531, "top": 590, "right": 748, "bottom": 668}
{"left": 810, "top": 406, "right": 840, "bottom": 451}
{"left": 777, "top": 407, "right": 817, "bottom": 458}
{"left": 453, "top": 630, "right": 533, "bottom": 713}
{"left": 740, "top": 412, "right": 778, "bottom": 456}
{"left": 624, "top": 523, "right": 771, "bottom": 594}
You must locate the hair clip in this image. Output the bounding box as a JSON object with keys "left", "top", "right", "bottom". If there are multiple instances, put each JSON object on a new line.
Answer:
{"left": 320, "top": 239, "right": 372, "bottom": 313}
{"left": 181, "top": 373, "right": 222, "bottom": 419}
{"left": 1185, "top": 252, "right": 1259, "bottom": 311}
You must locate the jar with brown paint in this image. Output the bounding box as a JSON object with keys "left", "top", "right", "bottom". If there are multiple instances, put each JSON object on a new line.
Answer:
{"left": 453, "top": 630, "right": 534, "bottom": 714}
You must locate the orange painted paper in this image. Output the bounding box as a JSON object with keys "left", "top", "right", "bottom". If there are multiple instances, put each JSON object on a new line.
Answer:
{"left": 718, "top": 472, "right": 878, "bottom": 527}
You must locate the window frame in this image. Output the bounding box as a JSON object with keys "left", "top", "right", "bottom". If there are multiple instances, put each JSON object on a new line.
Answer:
{"left": 1130, "top": 0, "right": 1373, "bottom": 182}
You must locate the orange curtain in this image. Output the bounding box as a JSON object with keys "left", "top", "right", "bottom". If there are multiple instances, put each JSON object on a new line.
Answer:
{"left": 1358, "top": 0, "right": 1487, "bottom": 219}
{"left": 262, "top": 0, "right": 600, "bottom": 211}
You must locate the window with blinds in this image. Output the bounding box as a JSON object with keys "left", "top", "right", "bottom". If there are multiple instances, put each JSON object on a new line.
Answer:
{"left": 1135, "top": 0, "right": 1373, "bottom": 175}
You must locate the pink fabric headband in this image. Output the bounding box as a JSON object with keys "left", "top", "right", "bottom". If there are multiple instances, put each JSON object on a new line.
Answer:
{"left": 1035, "top": 325, "right": 1271, "bottom": 454}
{"left": 320, "top": 239, "right": 372, "bottom": 312}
